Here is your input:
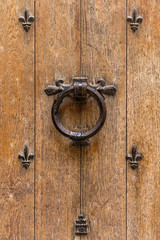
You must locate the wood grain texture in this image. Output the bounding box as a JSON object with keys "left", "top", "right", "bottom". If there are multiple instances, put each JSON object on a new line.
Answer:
{"left": 1, "top": 1, "right": 159, "bottom": 239}
{"left": 35, "top": 0, "right": 81, "bottom": 239}
{"left": 127, "top": 1, "right": 160, "bottom": 239}
{"left": 80, "top": 1, "right": 126, "bottom": 239}
{"left": 0, "top": 1, "right": 34, "bottom": 239}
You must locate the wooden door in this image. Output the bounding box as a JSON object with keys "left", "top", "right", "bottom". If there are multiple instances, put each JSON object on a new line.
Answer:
{"left": 0, "top": 1, "right": 159, "bottom": 240}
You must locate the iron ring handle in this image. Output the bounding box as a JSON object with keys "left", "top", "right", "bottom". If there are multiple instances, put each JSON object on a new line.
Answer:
{"left": 51, "top": 85, "right": 106, "bottom": 141}
{"left": 45, "top": 77, "right": 117, "bottom": 143}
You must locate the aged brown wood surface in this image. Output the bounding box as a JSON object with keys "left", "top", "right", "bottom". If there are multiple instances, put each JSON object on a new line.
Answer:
{"left": 0, "top": 1, "right": 34, "bottom": 239}
{"left": 1, "top": 0, "right": 160, "bottom": 239}
{"left": 35, "top": 0, "right": 81, "bottom": 239}
{"left": 127, "top": 1, "right": 160, "bottom": 240}
{"left": 80, "top": 1, "right": 126, "bottom": 239}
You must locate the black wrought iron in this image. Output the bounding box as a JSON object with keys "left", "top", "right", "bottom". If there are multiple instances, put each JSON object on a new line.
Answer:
{"left": 126, "top": 145, "right": 143, "bottom": 169}
{"left": 19, "top": 8, "right": 34, "bottom": 32}
{"left": 18, "top": 145, "right": 34, "bottom": 169}
{"left": 75, "top": 214, "right": 88, "bottom": 235}
{"left": 127, "top": 8, "right": 143, "bottom": 32}
{"left": 44, "top": 77, "right": 117, "bottom": 144}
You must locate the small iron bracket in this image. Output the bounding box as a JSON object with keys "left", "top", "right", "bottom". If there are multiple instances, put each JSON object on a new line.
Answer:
{"left": 73, "top": 77, "right": 88, "bottom": 102}
{"left": 75, "top": 214, "right": 88, "bottom": 235}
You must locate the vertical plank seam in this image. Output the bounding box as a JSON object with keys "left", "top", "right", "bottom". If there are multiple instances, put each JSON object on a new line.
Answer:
{"left": 126, "top": 0, "right": 128, "bottom": 239}
{"left": 34, "top": 1, "right": 36, "bottom": 239}
{"left": 80, "top": 0, "right": 82, "bottom": 240}
{"left": 80, "top": 0, "right": 82, "bottom": 76}
{"left": 80, "top": 1, "right": 82, "bottom": 240}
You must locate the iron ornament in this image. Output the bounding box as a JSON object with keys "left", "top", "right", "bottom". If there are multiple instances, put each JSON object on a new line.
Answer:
{"left": 18, "top": 145, "right": 34, "bottom": 169}
{"left": 127, "top": 8, "right": 143, "bottom": 32}
{"left": 126, "top": 145, "right": 143, "bottom": 169}
{"left": 19, "top": 8, "right": 34, "bottom": 32}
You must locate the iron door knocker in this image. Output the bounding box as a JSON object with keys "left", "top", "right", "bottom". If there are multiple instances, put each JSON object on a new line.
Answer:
{"left": 45, "top": 77, "right": 117, "bottom": 144}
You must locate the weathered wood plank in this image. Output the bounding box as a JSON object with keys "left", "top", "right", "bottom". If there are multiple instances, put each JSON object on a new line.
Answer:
{"left": 127, "top": 1, "right": 160, "bottom": 239}
{"left": 35, "top": 0, "right": 81, "bottom": 239}
{"left": 0, "top": 1, "right": 34, "bottom": 239}
{"left": 80, "top": 1, "right": 126, "bottom": 239}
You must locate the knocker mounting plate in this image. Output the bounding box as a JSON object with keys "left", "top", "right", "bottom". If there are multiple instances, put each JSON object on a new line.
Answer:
{"left": 44, "top": 77, "right": 117, "bottom": 144}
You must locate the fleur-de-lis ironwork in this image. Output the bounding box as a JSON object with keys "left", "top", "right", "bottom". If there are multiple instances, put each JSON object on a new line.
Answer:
{"left": 127, "top": 8, "right": 143, "bottom": 32}
{"left": 18, "top": 145, "right": 34, "bottom": 169}
{"left": 19, "top": 8, "right": 34, "bottom": 32}
{"left": 126, "top": 145, "right": 143, "bottom": 169}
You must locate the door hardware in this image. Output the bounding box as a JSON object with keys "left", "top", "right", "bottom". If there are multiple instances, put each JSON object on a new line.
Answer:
{"left": 75, "top": 214, "right": 88, "bottom": 235}
{"left": 44, "top": 77, "right": 117, "bottom": 144}
{"left": 126, "top": 145, "right": 143, "bottom": 169}
{"left": 19, "top": 8, "right": 34, "bottom": 32}
{"left": 127, "top": 8, "right": 143, "bottom": 32}
{"left": 18, "top": 145, "right": 34, "bottom": 168}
